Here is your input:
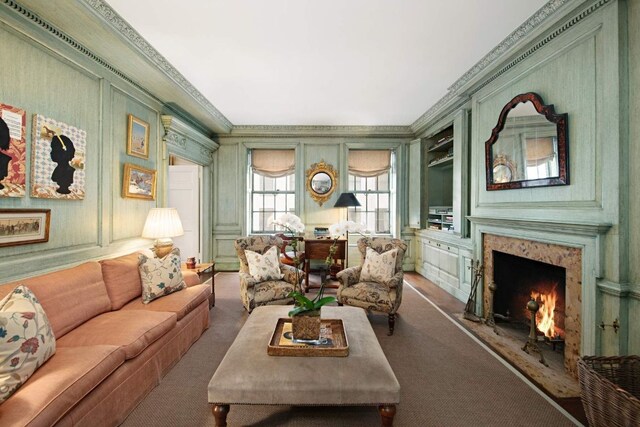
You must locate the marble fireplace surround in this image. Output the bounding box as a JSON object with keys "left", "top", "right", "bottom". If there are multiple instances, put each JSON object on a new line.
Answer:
{"left": 483, "top": 234, "right": 582, "bottom": 376}
{"left": 469, "top": 216, "right": 612, "bottom": 379}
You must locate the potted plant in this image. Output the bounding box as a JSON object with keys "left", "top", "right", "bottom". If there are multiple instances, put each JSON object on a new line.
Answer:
{"left": 287, "top": 220, "right": 367, "bottom": 341}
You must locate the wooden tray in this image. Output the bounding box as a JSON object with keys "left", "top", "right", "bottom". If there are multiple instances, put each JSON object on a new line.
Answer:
{"left": 267, "top": 318, "right": 349, "bottom": 357}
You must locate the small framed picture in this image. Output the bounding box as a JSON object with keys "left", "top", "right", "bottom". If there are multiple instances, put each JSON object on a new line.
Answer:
{"left": 0, "top": 209, "right": 51, "bottom": 247}
{"left": 122, "top": 163, "right": 156, "bottom": 200}
{"left": 127, "top": 114, "right": 149, "bottom": 159}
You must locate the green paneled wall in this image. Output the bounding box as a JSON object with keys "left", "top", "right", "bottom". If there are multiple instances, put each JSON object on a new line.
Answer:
{"left": 0, "top": 9, "right": 167, "bottom": 281}
{"left": 213, "top": 136, "right": 410, "bottom": 270}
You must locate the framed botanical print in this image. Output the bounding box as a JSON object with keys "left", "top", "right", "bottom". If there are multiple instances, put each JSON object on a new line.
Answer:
{"left": 0, "top": 209, "right": 51, "bottom": 247}
{"left": 127, "top": 114, "right": 150, "bottom": 159}
{"left": 122, "top": 163, "right": 156, "bottom": 200}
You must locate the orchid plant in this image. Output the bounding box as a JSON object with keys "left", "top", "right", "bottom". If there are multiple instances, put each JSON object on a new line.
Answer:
{"left": 268, "top": 213, "right": 305, "bottom": 293}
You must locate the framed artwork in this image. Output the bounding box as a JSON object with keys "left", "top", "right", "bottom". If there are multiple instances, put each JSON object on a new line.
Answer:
{"left": 0, "top": 209, "right": 51, "bottom": 247}
{"left": 31, "top": 114, "right": 86, "bottom": 199}
{"left": 0, "top": 103, "right": 26, "bottom": 197}
{"left": 122, "top": 163, "right": 156, "bottom": 200}
{"left": 127, "top": 114, "right": 149, "bottom": 159}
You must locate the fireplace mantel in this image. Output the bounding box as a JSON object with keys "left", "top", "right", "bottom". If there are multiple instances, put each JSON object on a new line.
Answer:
{"left": 468, "top": 216, "right": 611, "bottom": 237}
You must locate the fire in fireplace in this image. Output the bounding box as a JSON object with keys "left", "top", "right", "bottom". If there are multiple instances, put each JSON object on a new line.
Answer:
{"left": 492, "top": 251, "right": 566, "bottom": 341}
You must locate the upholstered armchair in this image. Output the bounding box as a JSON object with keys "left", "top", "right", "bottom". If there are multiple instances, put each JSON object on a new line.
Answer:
{"left": 234, "top": 236, "right": 301, "bottom": 312}
{"left": 336, "top": 237, "right": 407, "bottom": 335}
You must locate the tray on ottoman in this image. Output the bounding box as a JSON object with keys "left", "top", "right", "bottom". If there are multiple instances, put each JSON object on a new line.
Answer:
{"left": 268, "top": 318, "right": 349, "bottom": 357}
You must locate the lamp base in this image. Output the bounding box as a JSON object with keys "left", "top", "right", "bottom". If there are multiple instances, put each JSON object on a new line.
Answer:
{"left": 153, "top": 238, "right": 174, "bottom": 258}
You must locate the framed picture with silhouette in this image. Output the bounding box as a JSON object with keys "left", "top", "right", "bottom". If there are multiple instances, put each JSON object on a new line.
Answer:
{"left": 127, "top": 114, "right": 149, "bottom": 159}
{"left": 122, "top": 163, "right": 156, "bottom": 200}
{"left": 0, "top": 103, "right": 26, "bottom": 198}
{"left": 31, "top": 114, "right": 86, "bottom": 200}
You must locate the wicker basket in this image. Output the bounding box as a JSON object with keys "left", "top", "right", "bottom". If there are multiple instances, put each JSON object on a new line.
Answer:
{"left": 578, "top": 356, "right": 640, "bottom": 427}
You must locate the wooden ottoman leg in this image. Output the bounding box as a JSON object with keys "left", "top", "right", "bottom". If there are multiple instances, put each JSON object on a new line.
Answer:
{"left": 212, "top": 404, "right": 229, "bottom": 426}
{"left": 379, "top": 404, "right": 396, "bottom": 426}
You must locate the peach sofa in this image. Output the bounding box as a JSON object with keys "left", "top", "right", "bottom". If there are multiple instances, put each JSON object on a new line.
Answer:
{"left": 0, "top": 252, "right": 211, "bottom": 426}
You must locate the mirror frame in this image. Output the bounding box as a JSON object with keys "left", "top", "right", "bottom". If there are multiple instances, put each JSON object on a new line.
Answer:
{"left": 305, "top": 160, "right": 338, "bottom": 206}
{"left": 485, "top": 92, "right": 568, "bottom": 191}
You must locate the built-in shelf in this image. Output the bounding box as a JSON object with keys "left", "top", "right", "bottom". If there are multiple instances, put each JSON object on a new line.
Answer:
{"left": 428, "top": 156, "right": 453, "bottom": 167}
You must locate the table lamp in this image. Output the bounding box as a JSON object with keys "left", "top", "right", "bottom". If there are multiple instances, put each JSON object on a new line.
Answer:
{"left": 142, "top": 208, "right": 184, "bottom": 258}
{"left": 334, "top": 192, "right": 361, "bottom": 266}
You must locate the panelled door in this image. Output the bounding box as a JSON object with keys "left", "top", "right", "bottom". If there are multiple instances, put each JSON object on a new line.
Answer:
{"left": 168, "top": 164, "right": 202, "bottom": 261}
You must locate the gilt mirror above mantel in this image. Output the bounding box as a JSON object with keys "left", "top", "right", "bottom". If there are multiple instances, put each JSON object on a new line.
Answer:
{"left": 485, "top": 92, "right": 568, "bottom": 191}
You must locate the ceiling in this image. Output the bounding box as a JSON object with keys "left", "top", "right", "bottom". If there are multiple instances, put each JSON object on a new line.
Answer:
{"left": 105, "top": 0, "right": 547, "bottom": 127}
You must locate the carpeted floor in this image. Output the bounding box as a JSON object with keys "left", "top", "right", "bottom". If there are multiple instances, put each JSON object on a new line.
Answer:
{"left": 121, "top": 273, "right": 581, "bottom": 426}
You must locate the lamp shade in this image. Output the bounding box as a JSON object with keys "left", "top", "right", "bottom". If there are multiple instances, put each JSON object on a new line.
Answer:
{"left": 333, "top": 192, "right": 361, "bottom": 208}
{"left": 141, "top": 208, "right": 184, "bottom": 239}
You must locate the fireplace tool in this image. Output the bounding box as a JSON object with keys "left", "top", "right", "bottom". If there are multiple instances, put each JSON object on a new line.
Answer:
{"left": 522, "top": 297, "right": 548, "bottom": 366}
{"left": 483, "top": 281, "right": 499, "bottom": 334}
{"left": 463, "top": 260, "right": 483, "bottom": 322}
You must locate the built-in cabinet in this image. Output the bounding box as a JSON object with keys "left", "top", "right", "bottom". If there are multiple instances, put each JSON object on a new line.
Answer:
{"left": 410, "top": 108, "right": 472, "bottom": 301}
{"left": 414, "top": 230, "right": 473, "bottom": 302}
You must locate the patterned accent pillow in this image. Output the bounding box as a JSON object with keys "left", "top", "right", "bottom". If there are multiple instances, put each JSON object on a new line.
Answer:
{"left": 245, "top": 246, "right": 284, "bottom": 282}
{"left": 360, "top": 247, "right": 398, "bottom": 283}
{"left": 0, "top": 285, "right": 56, "bottom": 403}
{"left": 138, "top": 247, "right": 186, "bottom": 304}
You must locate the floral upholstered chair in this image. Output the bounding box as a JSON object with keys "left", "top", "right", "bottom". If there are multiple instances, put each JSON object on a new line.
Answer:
{"left": 234, "top": 235, "right": 301, "bottom": 312}
{"left": 336, "top": 237, "right": 407, "bottom": 335}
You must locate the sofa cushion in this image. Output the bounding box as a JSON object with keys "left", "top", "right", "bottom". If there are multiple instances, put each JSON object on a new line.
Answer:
{"left": 246, "top": 246, "right": 283, "bottom": 281}
{"left": 0, "top": 345, "right": 125, "bottom": 427}
{"left": 0, "top": 262, "right": 111, "bottom": 339}
{"left": 100, "top": 252, "right": 143, "bottom": 310}
{"left": 120, "top": 284, "right": 211, "bottom": 321}
{"left": 138, "top": 248, "right": 186, "bottom": 303}
{"left": 56, "top": 311, "right": 176, "bottom": 359}
{"left": 0, "top": 285, "right": 56, "bottom": 403}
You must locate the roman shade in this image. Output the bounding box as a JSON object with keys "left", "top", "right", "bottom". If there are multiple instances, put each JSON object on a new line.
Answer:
{"left": 348, "top": 150, "right": 391, "bottom": 177}
{"left": 251, "top": 149, "right": 295, "bottom": 178}
{"left": 525, "top": 137, "right": 555, "bottom": 164}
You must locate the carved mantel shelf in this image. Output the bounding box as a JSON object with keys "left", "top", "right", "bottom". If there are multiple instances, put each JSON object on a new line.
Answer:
{"left": 467, "top": 216, "right": 612, "bottom": 237}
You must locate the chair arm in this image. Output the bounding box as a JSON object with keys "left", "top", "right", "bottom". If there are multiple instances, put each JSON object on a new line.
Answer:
{"left": 181, "top": 270, "right": 200, "bottom": 287}
{"left": 280, "top": 264, "right": 303, "bottom": 286}
{"left": 336, "top": 266, "right": 362, "bottom": 288}
{"left": 239, "top": 271, "right": 260, "bottom": 289}
{"left": 381, "top": 271, "right": 404, "bottom": 289}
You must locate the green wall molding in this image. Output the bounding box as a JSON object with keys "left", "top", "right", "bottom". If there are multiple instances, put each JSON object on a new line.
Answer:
{"left": 230, "top": 125, "right": 414, "bottom": 138}
{"left": 161, "top": 115, "right": 219, "bottom": 164}
{"left": 411, "top": 0, "right": 611, "bottom": 135}
{"left": 80, "top": 0, "right": 232, "bottom": 133}
{"left": 1, "top": 0, "right": 162, "bottom": 107}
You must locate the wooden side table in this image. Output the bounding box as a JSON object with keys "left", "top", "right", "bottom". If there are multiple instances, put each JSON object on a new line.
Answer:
{"left": 183, "top": 261, "right": 215, "bottom": 307}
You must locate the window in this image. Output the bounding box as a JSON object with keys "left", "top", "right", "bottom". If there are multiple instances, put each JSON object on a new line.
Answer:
{"left": 249, "top": 149, "right": 296, "bottom": 233}
{"left": 348, "top": 150, "right": 395, "bottom": 235}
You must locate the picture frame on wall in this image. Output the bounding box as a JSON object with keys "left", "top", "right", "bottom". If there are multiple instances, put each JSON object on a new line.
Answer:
{"left": 122, "top": 163, "right": 156, "bottom": 200}
{"left": 31, "top": 114, "right": 87, "bottom": 200}
{"left": 127, "top": 114, "right": 149, "bottom": 159}
{"left": 0, "top": 103, "right": 27, "bottom": 198}
{"left": 0, "top": 209, "right": 51, "bottom": 247}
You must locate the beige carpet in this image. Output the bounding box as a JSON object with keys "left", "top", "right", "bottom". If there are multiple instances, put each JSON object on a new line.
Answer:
{"left": 121, "top": 273, "right": 581, "bottom": 426}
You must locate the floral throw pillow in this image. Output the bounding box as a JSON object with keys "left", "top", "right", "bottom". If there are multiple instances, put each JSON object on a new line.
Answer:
{"left": 138, "top": 247, "right": 186, "bottom": 304}
{"left": 245, "top": 246, "right": 284, "bottom": 282}
{"left": 0, "top": 285, "right": 56, "bottom": 403}
{"left": 360, "top": 247, "right": 398, "bottom": 283}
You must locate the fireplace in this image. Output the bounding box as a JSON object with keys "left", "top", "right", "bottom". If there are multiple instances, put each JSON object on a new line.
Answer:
{"left": 493, "top": 251, "right": 567, "bottom": 340}
{"left": 482, "top": 234, "right": 582, "bottom": 378}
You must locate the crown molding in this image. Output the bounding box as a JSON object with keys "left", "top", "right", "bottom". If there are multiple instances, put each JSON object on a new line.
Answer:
{"left": 80, "top": 0, "right": 232, "bottom": 132}
{"left": 411, "top": 0, "right": 609, "bottom": 134}
{"left": 229, "top": 125, "right": 414, "bottom": 138}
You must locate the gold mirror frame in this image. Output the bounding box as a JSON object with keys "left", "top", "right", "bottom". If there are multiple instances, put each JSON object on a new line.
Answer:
{"left": 305, "top": 160, "right": 338, "bottom": 206}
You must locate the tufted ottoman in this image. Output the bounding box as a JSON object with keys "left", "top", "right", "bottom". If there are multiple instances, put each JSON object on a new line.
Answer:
{"left": 208, "top": 305, "right": 400, "bottom": 426}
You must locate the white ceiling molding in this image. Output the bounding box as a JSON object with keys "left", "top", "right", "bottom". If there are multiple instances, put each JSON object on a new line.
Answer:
{"left": 229, "top": 125, "right": 414, "bottom": 139}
